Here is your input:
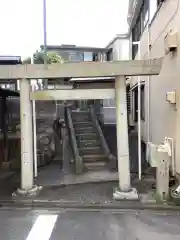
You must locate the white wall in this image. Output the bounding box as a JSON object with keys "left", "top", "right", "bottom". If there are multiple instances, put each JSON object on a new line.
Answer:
{"left": 102, "top": 37, "right": 130, "bottom": 125}
{"left": 111, "top": 38, "right": 130, "bottom": 61}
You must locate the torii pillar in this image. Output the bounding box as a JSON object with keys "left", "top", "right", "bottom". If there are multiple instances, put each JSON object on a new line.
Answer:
{"left": 113, "top": 75, "right": 138, "bottom": 200}
{"left": 15, "top": 78, "right": 41, "bottom": 196}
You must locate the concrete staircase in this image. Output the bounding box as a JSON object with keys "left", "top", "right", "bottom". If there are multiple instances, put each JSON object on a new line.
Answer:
{"left": 71, "top": 111, "right": 109, "bottom": 171}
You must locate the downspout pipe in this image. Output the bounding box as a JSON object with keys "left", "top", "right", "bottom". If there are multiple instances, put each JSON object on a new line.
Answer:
{"left": 132, "top": 41, "right": 141, "bottom": 180}
{"left": 147, "top": 25, "right": 150, "bottom": 144}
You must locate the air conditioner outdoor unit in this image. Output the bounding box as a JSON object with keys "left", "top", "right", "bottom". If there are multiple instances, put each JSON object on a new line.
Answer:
{"left": 164, "top": 29, "right": 178, "bottom": 53}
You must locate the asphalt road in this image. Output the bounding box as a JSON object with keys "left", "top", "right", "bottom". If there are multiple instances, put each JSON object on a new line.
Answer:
{"left": 1, "top": 208, "right": 180, "bottom": 240}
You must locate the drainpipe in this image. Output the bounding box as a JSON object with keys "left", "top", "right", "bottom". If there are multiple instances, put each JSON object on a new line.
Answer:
{"left": 132, "top": 41, "right": 141, "bottom": 180}
{"left": 147, "top": 25, "right": 151, "bottom": 144}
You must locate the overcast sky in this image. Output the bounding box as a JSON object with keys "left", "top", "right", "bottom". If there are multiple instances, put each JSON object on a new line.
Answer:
{"left": 0, "top": 0, "right": 129, "bottom": 58}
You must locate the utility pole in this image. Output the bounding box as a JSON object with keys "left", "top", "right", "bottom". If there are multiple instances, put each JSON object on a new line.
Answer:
{"left": 43, "top": 0, "right": 48, "bottom": 89}
{"left": 31, "top": 55, "right": 38, "bottom": 178}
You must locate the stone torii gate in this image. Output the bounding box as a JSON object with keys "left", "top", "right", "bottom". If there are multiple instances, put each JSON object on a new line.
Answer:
{"left": 0, "top": 58, "right": 162, "bottom": 199}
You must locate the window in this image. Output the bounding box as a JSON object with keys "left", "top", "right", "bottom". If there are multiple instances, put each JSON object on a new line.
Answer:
{"left": 132, "top": 83, "right": 145, "bottom": 122}
{"left": 133, "top": 87, "right": 138, "bottom": 122}
{"left": 141, "top": 84, "right": 145, "bottom": 121}
{"left": 48, "top": 85, "right": 55, "bottom": 90}
{"left": 106, "top": 50, "right": 112, "bottom": 61}
{"left": 68, "top": 51, "right": 83, "bottom": 62}
{"left": 149, "top": 0, "right": 158, "bottom": 21}
{"left": 131, "top": 0, "right": 149, "bottom": 59}
{"left": 0, "top": 84, "right": 5, "bottom": 89}
{"left": 103, "top": 99, "right": 115, "bottom": 108}
{"left": 132, "top": 15, "right": 141, "bottom": 59}
{"left": 149, "top": 0, "right": 164, "bottom": 23}
{"left": 84, "top": 52, "right": 93, "bottom": 61}
{"left": 92, "top": 53, "right": 98, "bottom": 61}
{"left": 0, "top": 83, "right": 16, "bottom": 90}
{"left": 141, "top": 0, "right": 149, "bottom": 31}
{"left": 108, "top": 99, "right": 116, "bottom": 106}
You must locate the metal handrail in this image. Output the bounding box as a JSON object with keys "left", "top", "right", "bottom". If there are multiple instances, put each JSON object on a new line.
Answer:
{"left": 65, "top": 106, "right": 83, "bottom": 173}
{"left": 89, "top": 105, "right": 116, "bottom": 168}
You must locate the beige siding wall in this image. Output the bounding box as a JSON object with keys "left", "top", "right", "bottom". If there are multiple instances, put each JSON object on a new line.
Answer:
{"left": 130, "top": 0, "right": 180, "bottom": 174}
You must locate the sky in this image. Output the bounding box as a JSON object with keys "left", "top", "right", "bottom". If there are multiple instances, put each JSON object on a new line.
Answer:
{"left": 0, "top": 0, "right": 129, "bottom": 58}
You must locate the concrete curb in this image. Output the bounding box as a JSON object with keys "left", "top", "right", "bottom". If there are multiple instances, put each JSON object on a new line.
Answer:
{"left": 0, "top": 199, "right": 180, "bottom": 211}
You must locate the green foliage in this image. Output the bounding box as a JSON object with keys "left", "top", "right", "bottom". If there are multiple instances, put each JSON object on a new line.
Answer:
{"left": 33, "top": 51, "right": 44, "bottom": 64}
{"left": 22, "top": 57, "right": 31, "bottom": 64}
{"left": 23, "top": 51, "right": 63, "bottom": 64}
{"left": 46, "top": 52, "right": 63, "bottom": 64}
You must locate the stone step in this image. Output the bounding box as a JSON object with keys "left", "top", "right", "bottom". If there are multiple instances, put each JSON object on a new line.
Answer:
{"left": 72, "top": 113, "right": 90, "bottom": 117}
{"left": 74, "top": 123, "right": 93, "bottom": 129}
{"left": 72, "top": 117, "right": 91, "bottom": 122}
{"left": 71, "top": 112, "right": 90, "bottom": 117}
{"left": 72, "top": 112, "right": 90, "bottom": 117}
{"left": 76, "top": 133, "right": 98, "bottom": 141}
{"left": 85, "top": 161, "right": 107, "bottom": 171}
{"left": 71, "top": 110, "right": 89, "bottom": 114}
{"left": 80, "top": 146, "right": 102, "bottom": 155}
{"left": 82, "top": 154, "right": 107, "bottom": 162}
{"left": 78, "top": 139, "right": 101, "bottom": 148}
{"left": 75, "top": 127, "right": 96, "bottom": 134}
{"left": 74, "top": 122, "right": 93, "bottom": 127}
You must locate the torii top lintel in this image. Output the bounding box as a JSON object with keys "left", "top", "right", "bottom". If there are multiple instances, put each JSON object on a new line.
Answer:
{"left": 0, "top": 58, "right": 163, "bottom": 80}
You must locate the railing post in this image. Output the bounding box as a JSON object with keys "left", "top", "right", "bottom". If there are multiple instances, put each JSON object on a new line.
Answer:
{"left": 113, "top": 75, "right": 138, "bottom": 200}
